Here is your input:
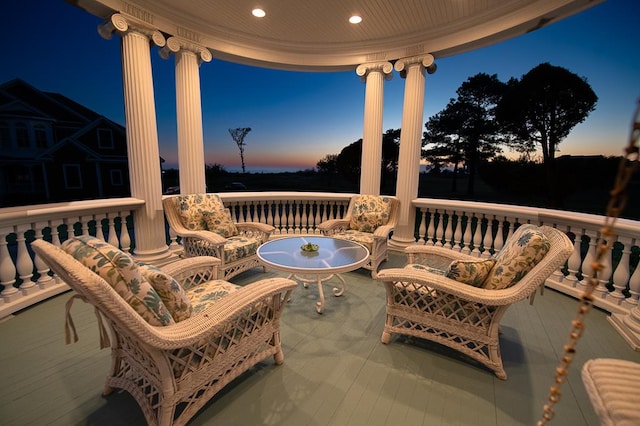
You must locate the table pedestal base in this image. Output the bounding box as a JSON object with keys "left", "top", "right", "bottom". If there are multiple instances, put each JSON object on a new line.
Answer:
{"left": 289, "top": 273, "right": 345, "bottom": 313}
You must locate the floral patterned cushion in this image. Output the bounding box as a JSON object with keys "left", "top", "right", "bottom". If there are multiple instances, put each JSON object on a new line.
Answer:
{"left": 483, "top": 224, "right": 551, "bottom": 290}
{"left": 202, "top": 209, "right": 238, "bottom": 237}
{"left": 61, "top": 236, "right": 175, "bottom": 326}
{"left": 446, "top": 259, "right": 496, "bottom": 287}
{"left": 223, "top": 236, "right": 261, "bottom": 262}
{"left": 185, "top": 279, "right": 240, "bottom": 314}
{"left": 138, "top": 263, "right": 193, "bottom": 322}
{"left": 349, "top": 195, "right": 392, "bottom": 232}
{"left": 174, "top": 193, "right": 228, "bottom": 231}
{"left": 332, "top": 230, "right": 373, "bottom": 252}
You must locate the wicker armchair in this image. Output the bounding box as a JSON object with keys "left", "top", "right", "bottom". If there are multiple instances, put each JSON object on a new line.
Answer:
{"left": 318, "top": 194, "right": 399, "bottom": 277}
{"left": 376, "top": 225, "right": 573, "bottom": 380}
{"left": 163, "top": 193, "right": 274, "bottom": 280}
{"left": 32, "top": 238, "right": 296, "bottom": 426}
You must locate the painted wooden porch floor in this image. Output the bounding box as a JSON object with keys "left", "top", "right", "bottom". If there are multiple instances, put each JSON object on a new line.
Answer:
{"left": 1, "top": 252, "right": 639, "bottom": 426}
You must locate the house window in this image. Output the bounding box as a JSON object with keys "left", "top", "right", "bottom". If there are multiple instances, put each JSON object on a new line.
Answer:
{"left": 0, "top": 121, "right": 9, "bottom": 150}
{"left": 110, "top": 169, "right": 123, "bottom": 186}
{"left": 98, "top": 128, "right": 114, "bottom": 149}
{"left": 16, "top": 122, "right": 29, "bottom": 148}
{"left": 34, "top": 124, "right": 48, "bottom": 149}
{"left": 63, "top": 164, "right": 83, "bottom": 189}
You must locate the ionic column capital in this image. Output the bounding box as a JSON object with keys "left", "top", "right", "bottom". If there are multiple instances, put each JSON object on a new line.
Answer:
{"left": 98, "top": 13, "right": 166, "bottom": 48}
{"left": 159, "top": 36, "right": 212, "bottom": 64}
{"left": 356, "top": 61, "right": 394, "bottom": 82}
{"left": 394, "top": 54, "right": 437, "bottom": 75}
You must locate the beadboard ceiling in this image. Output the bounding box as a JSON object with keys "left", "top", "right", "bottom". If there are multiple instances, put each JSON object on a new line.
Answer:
{"left": 70, "top": 0, "right": 602, "bottom": 71}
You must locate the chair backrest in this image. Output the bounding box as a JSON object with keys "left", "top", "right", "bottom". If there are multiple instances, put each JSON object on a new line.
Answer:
{"left": 489, "top": 225, "right": 573, "bottom": 295}
{"left": 31, "top": 239, "right": 156, "bottom": 333}
{"left": 347, "top": 195, "right": 398, "bottom": 232}
{"left": 163, "top": 193, "right": 238, "bottom": 237}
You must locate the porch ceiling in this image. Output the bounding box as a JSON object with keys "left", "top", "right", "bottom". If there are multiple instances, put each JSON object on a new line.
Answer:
{"left": 70, "top": 0, "right": 601, "bottom": 71}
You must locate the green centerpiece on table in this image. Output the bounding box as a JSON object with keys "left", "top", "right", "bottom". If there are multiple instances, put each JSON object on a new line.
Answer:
{"left": 300, "top": 242, "right": 319, "bottom": 253}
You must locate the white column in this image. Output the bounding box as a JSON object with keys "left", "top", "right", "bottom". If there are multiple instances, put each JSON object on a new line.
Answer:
{"left": 99, "top": 14, "right": 172, "bottom": 264}
{"left": 160, "top": 37, "right": 212, "bottom": 194}
{"left": 390, "top": 55, "right": 436, "bottom": 248}
{"left": 356, "top": 62, "right": 393, "bottom": 195}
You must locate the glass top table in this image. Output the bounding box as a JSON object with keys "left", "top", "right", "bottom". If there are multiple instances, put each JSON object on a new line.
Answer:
{"left": 257, "top": 236, "right": 369, "bottom": 313}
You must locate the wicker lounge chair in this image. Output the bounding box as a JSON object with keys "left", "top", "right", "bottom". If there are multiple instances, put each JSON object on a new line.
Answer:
{"left": 318, "top": 194, "right": 399, "bottom": 277}
{"left": 376, "top": 225, "right": 573, "bottom": 379}
{"left": 32, "top": 237, "right": 296, "bottom": 426}
{"left": 163, "top": 193, "right": 274, "bottom": 280}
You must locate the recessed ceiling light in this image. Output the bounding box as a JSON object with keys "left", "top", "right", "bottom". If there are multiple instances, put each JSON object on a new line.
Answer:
{"left": 349, "top": 15, "right": 362, "bottom": 24}
{"left": 252, "top": 8, "right": 266, "bottom": 18}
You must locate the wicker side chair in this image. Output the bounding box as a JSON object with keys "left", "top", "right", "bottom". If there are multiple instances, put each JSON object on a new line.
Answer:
{"left": 318, "top": 194, "right": 399, "bottom": 277}
{"left": 163, "top": 193, "right": 275, "bottom": 280}
{"left": 32, "top": 238, "right": 296, "bottom": 426}
{"left": 376, "top": 225, "right": 573, "bottom": 380}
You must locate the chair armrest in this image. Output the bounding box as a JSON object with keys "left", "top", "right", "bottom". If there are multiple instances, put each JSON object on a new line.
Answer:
{"left": 236, "top": 222, "right": 275, "bottom": 234}
{"left": 125, "top": 277, "right": 298, "bottom": 349}
{"left": 160, "top": 256, "right": 221, "bottom": 287}
{"left": 404, "top": 244, "right": 480, "bottom": 264}
{"left": 176, "top": 228, "right": 227, "bottom": 245}
{"left": 373, "top": 223, "right": 395, "bottom": 238}
{"left": 376, "top": 267, "right": 532, "bottom": 306}
{"left": 318, "top": 219, "right": 350, "bottom": 233}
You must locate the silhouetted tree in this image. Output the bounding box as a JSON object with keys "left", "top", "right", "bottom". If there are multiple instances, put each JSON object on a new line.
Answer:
{"left": 228, "top": 127, "right": 251, "bottom": 173}
{"left": 424, "top": 73, "right": 505, "bottom": 195}
{"left": 496, "top": 63, "right": 597, "bottom": 207}
{"left": 316, "top": 154, "right": 339, "bottom": 173}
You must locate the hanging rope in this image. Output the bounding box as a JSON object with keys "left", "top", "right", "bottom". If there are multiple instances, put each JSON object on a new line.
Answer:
{"left": 538, "top": 100, "right": 640, "bottom": 425}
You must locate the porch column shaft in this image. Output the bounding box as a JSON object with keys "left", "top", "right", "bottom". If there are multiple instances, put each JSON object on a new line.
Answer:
{"left": 390, "top": 55, "right": 436, "bottom": 248}
{"left": 99, "top": 14, "right": 171, "bottom": 263}
{"left": 356, "top": 62, "right": 393, "bottom": 195}
{"left": 160, "top": 37, "right": 212, "bottom": 194}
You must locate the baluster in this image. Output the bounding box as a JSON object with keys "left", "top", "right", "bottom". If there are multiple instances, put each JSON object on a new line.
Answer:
{"left": 107, "top": 213, "right": 119, "bottom": 247}
{"left": 461, "top": 212, "right": 472, "bottom": 254}
{"left": 80, "top": 215, "right": 91, "bottom": 236}
{"left": 565, "top": 230, "right": 583, "bottom": 288}
{"left": 493, "top": 216, "right": 504, "bottom": 254}
{"left": 275, "top": 202, "right": 284, "bottom": 235}
{"left": 426, "top": 209, "right": 436, "bottom": 246}
{"left": 417, "top": 209, "right": 427, "bottom": 244}
{"left": 287, "top": 200, "right": 296, "bottom": 234}
{"left": 623, "top": 241, "right": 640, "bottom": 309}
{"left": 578, "top": 230, "right": 597, "bottom": 292}
{"left": 0, "top": 228, "right": 19, "bottom": 301}
{"left": 50, "top": 220, "right": 62, "bottom": 247}
{"left": 311, "top": 201, "right": 320, "bottom": 234}
{"left": 597, "top": 237, "right": 614, "bottom": 298}
{"left": 119, "top": 213, "right": 132, "bottom": 252}
{"left": 471, "top": 214, "right": 482, "bottom": 257}
{"left": 265, "top": 201, "right": 273, "bottom": 229}
{"left": 16, "top": 225, "right": 36, "bottom": 293}
{"left": 95, "top": 215, "right": 106, "bottom": 241}
{"left": 438, "top": 210, "right": 449, "bottom": 247}
{"left": 482, "top": 217, "right": 495, "bottom": 259}
{"left": 452, "top": 211, "right": 463, "bottom": 251}
{"left": 34, "top": 223, "right": 54, "bottom": 287}
{"left": 300, "top": 201, "right": 309, "bottom": 234}
{"left": 611, "top": 236, "right": 632, "bottom": 304}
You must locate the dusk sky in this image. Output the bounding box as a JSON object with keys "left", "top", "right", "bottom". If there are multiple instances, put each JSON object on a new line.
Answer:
{"left": 3, "top": 0, "right": 639, "bottom": 171}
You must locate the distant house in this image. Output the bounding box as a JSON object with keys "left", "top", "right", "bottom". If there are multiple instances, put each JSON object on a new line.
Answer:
{"left": 0, "top": 78, "right": 134, "bottom": 208}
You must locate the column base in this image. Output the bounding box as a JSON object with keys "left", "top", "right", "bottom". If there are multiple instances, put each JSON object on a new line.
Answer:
{"left": 389, "top": 235, "right": 417, "bottom": 250}
{"left": 132, "top": 245, "right": 178, "bottom": 267}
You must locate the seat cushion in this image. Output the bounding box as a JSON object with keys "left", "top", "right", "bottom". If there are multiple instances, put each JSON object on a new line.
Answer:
{"left": 349, "top": 195, "right": 393, "bottom": 232}
{"left": 447, "top": 258, "right": 496, "bottom": 287}
{"left": 483, "top": 224, "right": 551, "bottom": 290}
{"left": 61, "top": 236, "right": 175, "bottom": 326}
{"left": 185, "top": 279, "right": 241, "bottom": 314}
{"left": 138, "top": 263, "right": 193, "bottom": 322}
{"left": 223, "top": 235, "right": 262, "bottom": 263}
{"left": 332, "top": 230, "right": 373, "bottom": 253}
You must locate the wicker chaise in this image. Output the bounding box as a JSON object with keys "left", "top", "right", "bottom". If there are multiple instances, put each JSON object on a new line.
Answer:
{"left": 376, "top": 225, "right": 573, "bottom": 380}
{"left": 32, "top": 238, "right": 296, "bottom": 426}
{"left": 163, "top": 193, "right": 275, "bottom": 280}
